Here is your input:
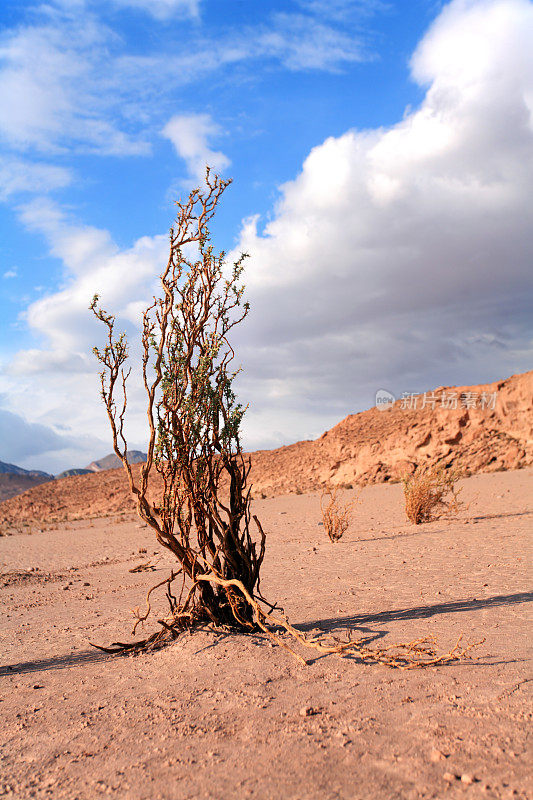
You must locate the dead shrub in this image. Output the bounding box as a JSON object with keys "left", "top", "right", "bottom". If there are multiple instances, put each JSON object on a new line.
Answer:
{"left": 320, "top": 487, "right": 357, "bottom": 542}
{"left": 402, "top": 465, "right": 463, "bottom": 524}
{"left": 91, "top": 170, "right": 267, "bottom": 646}
{"left": 89, "top": 170, "right": 480, "bottom": 669}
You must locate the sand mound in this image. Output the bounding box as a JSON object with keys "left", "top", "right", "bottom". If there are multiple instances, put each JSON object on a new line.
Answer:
{"left": 1, "top": 370, "right": 531, "bottom": 526}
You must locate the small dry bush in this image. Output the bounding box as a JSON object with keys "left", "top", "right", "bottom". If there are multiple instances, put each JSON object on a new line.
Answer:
{"left": 403, "top": 466, "right": 463, "bottom": 524}
{"left": 320, "top": 487, "right": 357, "bottom": 542}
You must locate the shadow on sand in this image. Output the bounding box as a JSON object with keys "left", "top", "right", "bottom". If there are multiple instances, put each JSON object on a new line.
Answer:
{"left": 2, "top": 592, "right": 531, "bottom": 676}
{"left": 0, "top": 648, "right": 113, "bottom": 677}
{"left": 298, "top": 591, "right": 533, "bottom": 633}
{"left": 353, "top": 510, "right": 531, "bottom": 543}
{"left": 470, "top": 511, "right": 532, "bottom": 521}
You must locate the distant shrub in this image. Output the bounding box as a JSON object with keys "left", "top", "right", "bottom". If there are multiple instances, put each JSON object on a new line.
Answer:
{"left": 402, "top": 466, "right": 463, "bottom": 524}
{"left": 320, "top": 487, "right": 357, "bottom": 542}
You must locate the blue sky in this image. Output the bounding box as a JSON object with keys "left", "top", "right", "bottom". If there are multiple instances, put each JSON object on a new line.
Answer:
{"left": 0, "top": 0, "right": 430, "bottom": 313}
{"left": 0, "top": 0, "right": 532, "bottom": 473}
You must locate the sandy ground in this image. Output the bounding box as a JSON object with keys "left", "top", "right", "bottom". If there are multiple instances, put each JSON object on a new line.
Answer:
{"left": 1, "top": 469, "right": 531, "bottom": 800}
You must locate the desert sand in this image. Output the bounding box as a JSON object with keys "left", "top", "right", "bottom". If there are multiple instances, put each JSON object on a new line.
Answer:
{"left": 1, "top": 468, "right": 531, "bottom": 800}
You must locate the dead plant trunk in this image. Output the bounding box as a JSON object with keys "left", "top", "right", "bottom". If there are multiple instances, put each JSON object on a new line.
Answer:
{"left": 91, "top": 169, "right": 267, "bottom": 647}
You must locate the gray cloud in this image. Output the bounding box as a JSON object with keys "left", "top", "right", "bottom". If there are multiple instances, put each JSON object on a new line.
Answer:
{"left": 229, "top": 0, "right": 533, "bottom": 446}
{"left": 0, "top": 408, "right": 84, "bottom": 472}
{"left": 0, "top": 406, "right": 136, "bottom": 474}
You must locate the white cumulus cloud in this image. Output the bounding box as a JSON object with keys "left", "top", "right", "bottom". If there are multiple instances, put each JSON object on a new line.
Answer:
{"left": 0, "top": 7, "right": 149, "bottom": 156}
{"left": 228, "top": 0, "right": 533, "bottom": 445}
{"left": 0, "top": 197, "right": 169, "bottom": 470}
{"left": 162, "top": 113, "right": 231, "bottom": 183}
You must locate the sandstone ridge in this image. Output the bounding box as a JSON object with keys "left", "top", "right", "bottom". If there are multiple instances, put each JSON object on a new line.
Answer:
{"left": 1, "top": 370, "right": 530, "bottom": 525}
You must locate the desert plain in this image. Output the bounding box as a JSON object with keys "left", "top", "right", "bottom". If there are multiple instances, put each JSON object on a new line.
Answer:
{"left": 1, "top": 466, "right": 531, "bottom": 800}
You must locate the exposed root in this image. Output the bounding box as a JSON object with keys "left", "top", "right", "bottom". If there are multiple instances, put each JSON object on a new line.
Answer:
{"left": 91, "top": 570, "right": 484, "bottom": 668}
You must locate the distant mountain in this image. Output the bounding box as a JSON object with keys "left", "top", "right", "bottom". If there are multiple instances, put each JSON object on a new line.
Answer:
{"left": 0, "top": 460, "right": 53, "bottom": 479}
{"left": 56, "top": 451, "right": 147, "bottom": 480}
{"left": 0, "top": 461, "right": 54, "bottom": 503}
{"left": 0, "top": 452, "right": 147, "bottom": 504}
{"left": 0, "top": 451, "right": 148, "bottom": 502}
{"left": 85, "top": 450, "right": 147, "bottom": 472}
{"left": 56, "top": 468, "right": 93, "bottom": 479}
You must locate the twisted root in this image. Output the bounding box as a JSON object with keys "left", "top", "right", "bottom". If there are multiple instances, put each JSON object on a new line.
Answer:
{"left": 91, "top": 570, "right": 484, "bottom": 668}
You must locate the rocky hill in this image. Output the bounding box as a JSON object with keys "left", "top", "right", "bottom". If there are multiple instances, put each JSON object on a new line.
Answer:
{"left": 56, "top": 451, "right": 148, "bottom": 479}
{"left": 0, "top": 473, "right": 54, "bottom": 503}
{"left": 0, "top": 451, "right": 148, "bottom": 501}
{"left": 250, "top": 370, "right": 533, "bottom": 496}
{"left": 0, "top": 371, "right": 531, "bottom": 526}
{"left": 0, "top": 461, "right": 52, "bottom": 478}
